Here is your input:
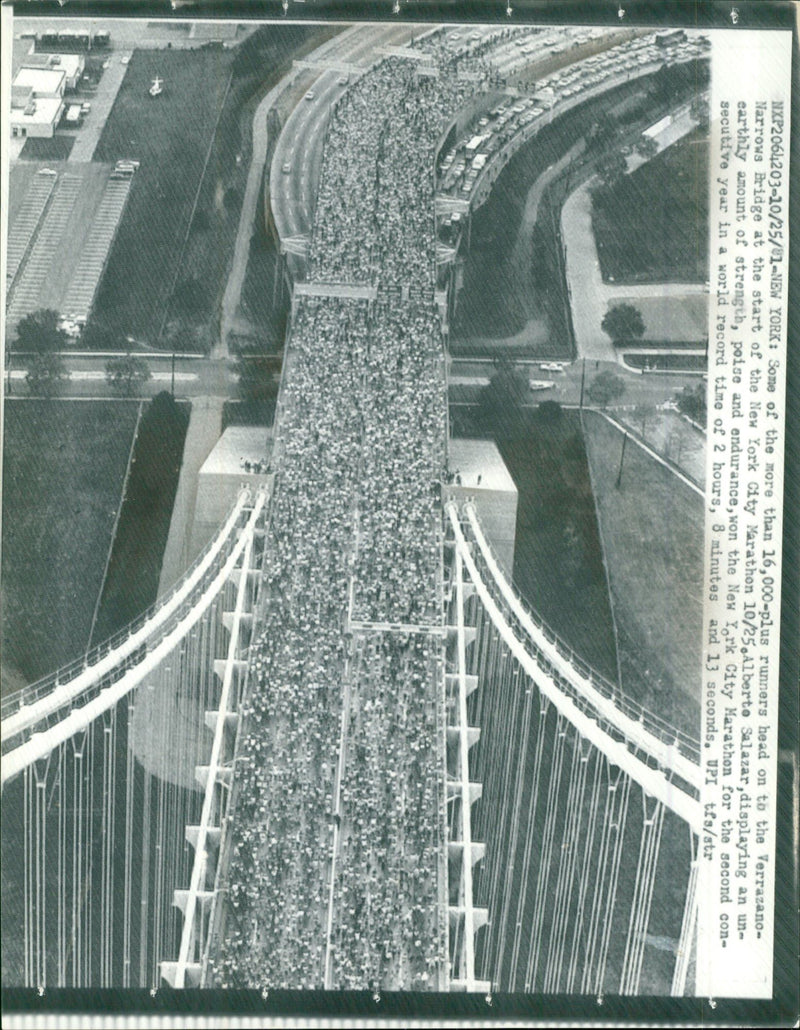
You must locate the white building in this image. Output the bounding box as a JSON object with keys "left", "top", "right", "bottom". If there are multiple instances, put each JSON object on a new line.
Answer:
{"left": 10, "top": 85, "right": 63, "bottom": 139}
{"left": 22, "top": 52, "right": 85, "bottom": 91}
{"left": 13, "top": 66, "right": 66, "bottom": 100}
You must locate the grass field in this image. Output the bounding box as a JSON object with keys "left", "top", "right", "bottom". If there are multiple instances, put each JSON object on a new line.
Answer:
{"left": 19, "top": 135, "right": 74, "bottom": 162}
{"left": 592, "top": 128, "right": 709, "bottom": 285}
{"left": 612, "top": 292, "right": 708, "bottom": 343}
{"left": 238, "top": 170, "right": 290, "bottom": 351}
{"left": 176, "top": 26, "right": 325, "bottom": 352}
{"left": 581, "top": 409, "right": 703, "bottom": 738}
{"left": 91, "top": 28, "right": 325, "bottom": 348}
{"left": 1, "top": 400, "right": 141, "bottom": 694}
{"left": 453, "top": 405, "right": 619, "bottom": 682}
{"left": 92, "top": 49, "right": 236, "bottom": 341}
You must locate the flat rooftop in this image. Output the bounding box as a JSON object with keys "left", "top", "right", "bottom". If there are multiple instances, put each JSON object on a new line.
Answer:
{"left": 10, "top": 96, "right": 63, "bottom": 125}
{"left": 449, "top": 438, "right": 517, "bottom": 494}
{"left": 13, "top": 67, "right": 65, "bottom": 95}
{"left": 23, "top": 53, "right": 84, "bottom": 79}
{"left": 199, "top": 426, "right": 272, "bottom": 476}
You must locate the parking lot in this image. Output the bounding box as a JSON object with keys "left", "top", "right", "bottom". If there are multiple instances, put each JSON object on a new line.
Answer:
{"left": 6, "top": 164, "right": 118, "bottom": 336}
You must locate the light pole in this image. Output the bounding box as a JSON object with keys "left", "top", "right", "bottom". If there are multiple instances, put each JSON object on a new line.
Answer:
{"left": 615, "top": 431, "right": 628, "bottom": 489}
{"left": 171, "top": 350, "right": 175, "bottom": 397}
{"left": 579, "top": 356, "right": 586, "bottom": 410}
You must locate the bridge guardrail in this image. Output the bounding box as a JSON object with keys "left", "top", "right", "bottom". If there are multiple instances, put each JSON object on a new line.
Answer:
{"left": 1, "top": 489, "right": 257, "bottom": 727}
{"left": 454, "top": 503, "right": 701, "bottom": 766}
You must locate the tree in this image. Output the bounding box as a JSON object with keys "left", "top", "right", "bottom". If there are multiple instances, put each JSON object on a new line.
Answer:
{"left": 105, "top": 354, "right": 151, "bottom": 396}
{"left": 601, "top": 303, "right": 646, "bottom": 346}
{"left": 16, "top": 309, "right": 67, "bottom": 354}
{"left": 479, "top": 355, "right": 530, "bottom": 433}
{"left": 587, "top": 370, "right": 626, "bottom": 409}
{"left": 636, "top": 134, "right": 659, "bottom": 158}
{"left": 536, "top": 400, "right": 563, "bottom": 423}
{"left": 235, "top": 347, "right": 277, "bottom": 402}
{"left": 690, "top": 96, "right": 710, "bottom": 127}
{"left": 633, "top": 402, "right": 657, "bottom": 437}
{"left": 80, "top": 319, "right": 123, "bottom": 351}
{"left": 596, "top": 151, "right": 627, "bottom": 189}
{"left": 25, "top": 352, "right": 68, "bottom": 396}
{"left": 588, "top": 112, "right": 619, "bottom": 151}
{"left": 676, "top": 382, "right": 707, "bottom": 426}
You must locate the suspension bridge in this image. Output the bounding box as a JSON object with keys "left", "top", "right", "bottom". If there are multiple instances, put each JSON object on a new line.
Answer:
{"left": 2, "top": 37, "right": 703, "bottom": 999}
{"left": 1, "top": 486, "right": 700, "bottom": 995}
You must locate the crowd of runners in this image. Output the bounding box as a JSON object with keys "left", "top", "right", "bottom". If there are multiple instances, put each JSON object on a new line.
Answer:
{"left": 213, "top": 56, "right": 485, "bottom": 991}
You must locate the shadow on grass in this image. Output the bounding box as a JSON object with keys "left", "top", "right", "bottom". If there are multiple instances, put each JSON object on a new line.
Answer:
{"left": 452, "top": 403, "right": 618, "bottom": 683}
{"left": 90, "top": 392, "right": 190, "bottom": 644}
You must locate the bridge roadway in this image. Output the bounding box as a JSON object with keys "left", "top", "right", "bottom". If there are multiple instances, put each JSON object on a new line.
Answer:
{"left": 270, "top": 25, "right": 655, "bottom": 249}
{"left": 271, "top": 24, "right": 430, "bottom": 242}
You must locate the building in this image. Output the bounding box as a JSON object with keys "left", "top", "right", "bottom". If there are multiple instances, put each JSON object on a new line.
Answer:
{"left": 10, "top": 85, "right": 63, "bottom": 139}
{"left": 22, "top": 52, "right": 85, "bottom": 91}
{"left": 13, "top": 66, "right": 66, "bottom": 99}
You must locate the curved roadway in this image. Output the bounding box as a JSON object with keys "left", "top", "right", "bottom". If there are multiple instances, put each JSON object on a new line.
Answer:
{"left": 270, "top": 25, "right": 435, "bottom": 243}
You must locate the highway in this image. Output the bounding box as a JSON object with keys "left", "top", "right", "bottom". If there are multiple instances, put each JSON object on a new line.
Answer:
{"left": 5, "top": 352, "right": 238, "bottom": 400}
{"left": 5, "top": 351, "right": 703, "bottom": 418}
{"left": 449, "top": 356, "right": 704, "bottom": 410}
{"left": 270, "top": 25, "right": 435, "bottom": 242}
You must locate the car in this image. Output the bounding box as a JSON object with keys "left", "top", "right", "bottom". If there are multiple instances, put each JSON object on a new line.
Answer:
{"left": 539, "top": 362, "right": 565, "bottom": 373}
{"left": 282, "top": 162, "right": 291, "bottom": 174}
{"left": 57, "top": 317, "right": 81, "bottom": 339}
{"left": 338, "top": 76, "right": 348, "bottom": 86}
{"left": 121, "top": 55, "right": 130, "bottom": 65}
{"left": 529, "top": 379, "right": 555, "bottom": 391}
{"left": 81, "top": 102, "right": 91, "bottom": 114}
{"left": 304, "top": 91, "right": 315, "bottom": 101}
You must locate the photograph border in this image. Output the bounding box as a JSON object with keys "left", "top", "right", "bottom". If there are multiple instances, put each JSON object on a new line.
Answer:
{"left": 1, "top": 0, "right": 797, "bottom": 1025}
